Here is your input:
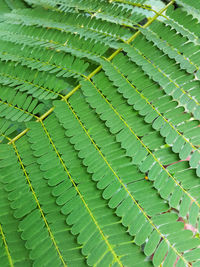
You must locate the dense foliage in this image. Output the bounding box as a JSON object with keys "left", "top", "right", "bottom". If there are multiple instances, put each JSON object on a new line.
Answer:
{"left": 0, "top": 0, "right": 200, "bottom": 266}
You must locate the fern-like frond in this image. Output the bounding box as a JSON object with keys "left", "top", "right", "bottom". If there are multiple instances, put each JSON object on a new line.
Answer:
{"left": 23, "top": 0, "right": 147, "bottom": 27}
{"left": 75, "top": 76, "right": 200, "bottom": 217}
{"left": 0, "top": 1, "right": 200, "bottom": 266}
{"left": 28, "top": 118, "right": 152, "bottom": 266}
{"left": 165, "top": 6, "right": 200, "bottom": 44}
{"left": 122, "top": 43, "right": 200, "bottom": 119}
{"left": 0, "top": 63, "right": 61, "bottom": 100}
{"left": 0, "top": 23, "right": 108, "bottom": 63}
{"left": 2, "top": 7, "right": 133, "bottom": 46}
{"left": 140, "top": 21, "right": 200, "bottom": 77}
{"left": 0, "top": 85, "right": 44, "bottom": 121}
{"left": 0, "top": 44, "right": 88, "bottom": 96}
{"left": 100, "top": 53, "right": 200, "bottom": 172}
{"left": 52, "top": 96, "right": 200, "bottom": 266}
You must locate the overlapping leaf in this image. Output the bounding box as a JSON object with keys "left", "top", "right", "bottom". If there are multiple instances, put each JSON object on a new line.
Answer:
{"left": 0, "top": 1, "right": 200, "bottom": 266}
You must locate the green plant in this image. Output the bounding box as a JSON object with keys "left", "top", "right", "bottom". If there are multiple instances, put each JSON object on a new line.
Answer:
{"left": 0, "top": 0, "right": 200, "bottom": 266}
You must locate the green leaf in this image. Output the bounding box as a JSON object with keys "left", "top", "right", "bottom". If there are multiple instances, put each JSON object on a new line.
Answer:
{"left": 0, "top": 1, "right": 200, "bottom": 266}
